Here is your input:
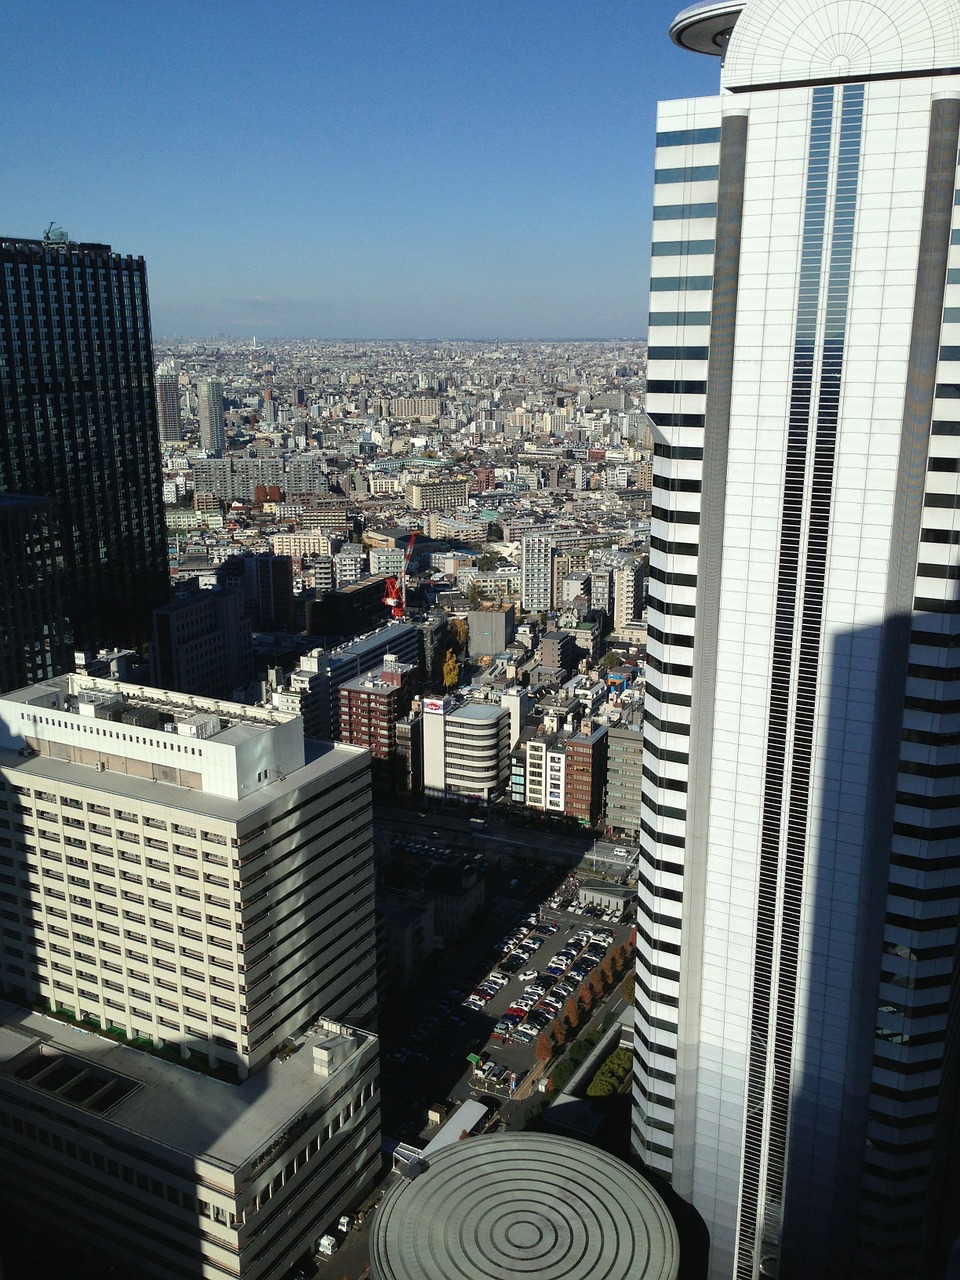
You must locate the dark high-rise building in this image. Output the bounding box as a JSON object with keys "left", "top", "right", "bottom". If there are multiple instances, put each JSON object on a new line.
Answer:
{"left": 0, "top": 233, "right": 168, "bottom": 651}
{"left": 0, "top": 493, "right": 72, "bottom": 694}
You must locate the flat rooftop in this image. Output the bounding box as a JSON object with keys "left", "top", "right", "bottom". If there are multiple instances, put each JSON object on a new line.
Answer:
{"left": 0, "top": 1002, "right": 376, "bottom": 1173}
{"left": 0, "top": 734, "right": 358, "bottom": 825}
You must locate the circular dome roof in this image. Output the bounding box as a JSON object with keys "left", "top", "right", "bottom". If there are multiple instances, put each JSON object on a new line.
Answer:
{"left": 369, "top": 1132, "right": 680, "bottom": 1280}
{"left": 670, "top": 1, "right": 744, "bottom": 54}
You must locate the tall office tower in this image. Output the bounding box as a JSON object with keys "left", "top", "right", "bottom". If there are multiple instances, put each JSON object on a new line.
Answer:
{"left": 197, "top": 377, "right": 225, "bottom": 451}
{"left": 0, "top": 494, "right": 72, "bottom": 695}
{"left": 0, "top": 675, "right": 378, "bottom": 1078}
{"left": 636, "top": 4, "right": 960, "bottom": 1278}
{"left": 0, "top": 235, "right": 169, "bottom": 650}
{"left": 155, "top": 363, "right": 182, "bottom": 443}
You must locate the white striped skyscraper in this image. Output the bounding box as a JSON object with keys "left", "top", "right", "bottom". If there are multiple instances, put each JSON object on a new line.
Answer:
{"left": 636, "top": 3, "right": 960, "bottom": 1277}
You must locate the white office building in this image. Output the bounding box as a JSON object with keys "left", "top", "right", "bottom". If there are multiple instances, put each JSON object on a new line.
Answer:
{"left": 0, "top": 675, "right": 378, "bottom": 1078}
{"left": 637, "top": 3, "right": 960, "bottom": 1278}
{"left": 421, "top": 698, "right": 510, "bottom": 801}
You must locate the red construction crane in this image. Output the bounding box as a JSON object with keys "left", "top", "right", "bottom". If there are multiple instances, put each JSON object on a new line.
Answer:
{"left": 382, "top": 529, "right": 419, "bottom": 619}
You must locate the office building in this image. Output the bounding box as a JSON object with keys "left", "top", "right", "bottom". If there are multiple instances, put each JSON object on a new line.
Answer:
{"left": 149, "top": 584, "right": 254, "bottom": 700}
{"left": 422, "top": 698, "right": 510, "bottom": 801}
{"left": 0, "top": 234, "right": 168, "bottom": 649}
{"left": 636, "top": 3, "right": 960, "bottom": 1278}
{"left": 0, "top": 1004, "right": 380, "bottom": 1280}
{"left": 0, "top": 675, "right": 378, "bottom": 1078}
{"left": 0, "top": 494, "right": 72, "bottom": 695}
{"left": 197, "top": 378, "right": 225, "bottom": 452}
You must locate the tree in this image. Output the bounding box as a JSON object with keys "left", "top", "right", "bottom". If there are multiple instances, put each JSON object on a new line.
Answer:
{"left": 468, "top": 581, "right": 482, "bottom": 609}
{"left": 478, "top": 550, "right": 500, "bottom": 571}
{"left": 535, "top": 1033, "right": 552, "bottom": 1065}
{"left": 588, "top": 969, "right": 603, "bottom": 1002}
{"left": 579, "top": 982, "right": 594, "bottom": 1014}
{"left": 620, "top": 970, "right": 636, "bottom": 1007}
{"left": 253, "top": 484, "right": 268, "bottom": 505}
{"left": 600, "top": 954, "right": 615, "bottom": 987}
{"left": 564, "top": 997, "right": 579, "bottom": 1031}
{"left": 442, "top": 649, "right": 460, "bottom": 691}
{"left": 551, "top": 1019, "right": 569, "bottom": 1050}
{"left": 488, "top": 522, "right": 504, "bottom": 542}
{"left": 449, "top": 618, "right": 469, "bottom": 650}
{"left": 599, "top": 650, "right": 621, "bottom": 670}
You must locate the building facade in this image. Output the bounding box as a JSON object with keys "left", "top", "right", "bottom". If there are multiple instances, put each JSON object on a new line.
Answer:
{"left": 149, "top": 585, "right": 254, "bottom": 701}
{"left": 422, "top": 699, "right": 510, "bottom": 801}
{"left": 636, "top": 4, "right": 960, "bottom": 1278}
{"left": 0, "top": 494, "right": 72, "bottom": 695}
{"left": 197, "top": 378, "right": 225, "bottom": 452}
{"left": 156, "top": 367, "right": 182, "bottom": 443}
{"left": 0, "top": 676, "right": 378, "bottom": 1079}
{"left": 0, "top": 234, "right": 168, "bottom": 649}
{"left": 0, "top": 1005, "right": 380, "bottom": 1280}
{"left": 337, "top": 655, "right": 418, "bottom": 791}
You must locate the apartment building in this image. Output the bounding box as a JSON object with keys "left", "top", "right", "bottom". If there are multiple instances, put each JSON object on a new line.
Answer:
{"left": 0, "top": 675, "right": 378, "bottom": 1079}
{"left": 405, "top": 479, "right": 468, "bottom": 511}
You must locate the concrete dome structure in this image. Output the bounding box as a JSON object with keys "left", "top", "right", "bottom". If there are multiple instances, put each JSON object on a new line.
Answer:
{"left": 369, "top": 1132, "right": 680, "bottom": 1280}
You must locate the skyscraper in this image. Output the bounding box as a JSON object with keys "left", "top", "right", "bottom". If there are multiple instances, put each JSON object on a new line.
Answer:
{"left": 198, "top": 377, "right": 225, "bottom": 451}
{"left": 0, "top": 233, "right": 169, "bottom": 650}
{"left": 155, "top": 361, "right": 182, "bottom": 443}
{"left": 636, "top": 3, "right": 960, "bottom": 1278}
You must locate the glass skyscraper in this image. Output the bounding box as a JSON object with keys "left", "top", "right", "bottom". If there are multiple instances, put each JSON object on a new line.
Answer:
{"left": 0, "top": 233, "right": 168, "bottom": 651}
{"left": 637, "top": 3, "right": 960, "bottom": 1278}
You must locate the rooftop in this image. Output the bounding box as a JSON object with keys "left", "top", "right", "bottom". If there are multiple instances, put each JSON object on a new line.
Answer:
{"left": 0, "top": 1002, "right": 376, "bottom": 1173}
{"left": 370, "top": 1131, "right": 679, "bottom": 1280}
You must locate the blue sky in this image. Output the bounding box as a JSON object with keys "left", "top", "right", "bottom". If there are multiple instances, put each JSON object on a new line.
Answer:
{"left": 2, "top": 1, "right": 720, "bottom": 338}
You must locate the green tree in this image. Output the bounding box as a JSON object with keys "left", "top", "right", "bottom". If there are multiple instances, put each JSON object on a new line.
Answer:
{"left": 442, "top": 649, "right": 460, "bottom": 691}
{"left": 468, "top": 581, "right": 482, "bottom": 609}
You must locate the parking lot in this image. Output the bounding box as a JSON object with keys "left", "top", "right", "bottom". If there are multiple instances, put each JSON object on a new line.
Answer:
{"left": 378, "top": 856, "right": 634, "bottom": 1144}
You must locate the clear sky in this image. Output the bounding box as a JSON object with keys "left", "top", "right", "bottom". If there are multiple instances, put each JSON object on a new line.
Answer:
{"left": 2, "top": 1, "right": 721, "bottom": 339}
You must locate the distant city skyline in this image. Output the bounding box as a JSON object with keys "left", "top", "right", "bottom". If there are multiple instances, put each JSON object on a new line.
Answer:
{"left": 3, "top": 0, "right": 718, "bottom": 339}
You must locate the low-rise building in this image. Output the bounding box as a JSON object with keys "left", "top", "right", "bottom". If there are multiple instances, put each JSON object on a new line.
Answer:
{"left": 0, "top": 1003, "right": 380, "bottom": 1280}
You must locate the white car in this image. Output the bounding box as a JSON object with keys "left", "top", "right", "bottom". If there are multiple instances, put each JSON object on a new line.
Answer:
{"left": 518, "top": 969, "right": 538, "bottom": 981}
